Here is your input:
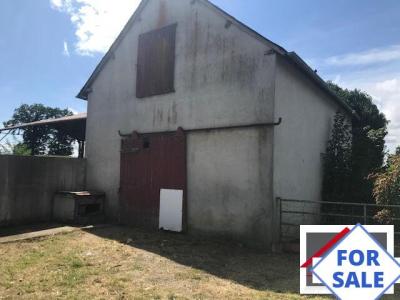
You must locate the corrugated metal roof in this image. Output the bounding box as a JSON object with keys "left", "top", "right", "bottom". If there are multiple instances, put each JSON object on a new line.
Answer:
{"left": 0, "top": 113, "right": 87, "bottom": 132}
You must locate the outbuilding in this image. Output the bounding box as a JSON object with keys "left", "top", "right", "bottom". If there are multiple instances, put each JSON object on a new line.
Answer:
{"left": 77, "top": 0, "right": 353, "bottom": 248}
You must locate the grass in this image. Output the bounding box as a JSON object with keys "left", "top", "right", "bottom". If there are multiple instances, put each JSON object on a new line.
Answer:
{"left": 0, "top": 226, "right": 398, "bottom": 299}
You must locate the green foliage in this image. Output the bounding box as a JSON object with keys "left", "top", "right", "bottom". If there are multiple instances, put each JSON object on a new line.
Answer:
{"left": 3, "top": 104, "right": 74, "bottom": 156}
{"left": 327, "top": 82, "right": 388, "bottom": 204}
{"left": 370, "top": 153, "right": 400, "bottom": 224}
{"left": 372, "top": 153, "right": 400, "bottom": 206}
{"left": 0, "top": 137, "right": 31, "bottom": 156}
{"left": 322, "top": 112, "right": 352, "bottom": 203}
{"left": 12, "top": 143, "right": 31, "bottom": 156}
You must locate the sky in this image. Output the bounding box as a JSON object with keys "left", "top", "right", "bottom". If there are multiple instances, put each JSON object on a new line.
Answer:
{"left": 0, "top": 0, "right": 399, "bottom": 152}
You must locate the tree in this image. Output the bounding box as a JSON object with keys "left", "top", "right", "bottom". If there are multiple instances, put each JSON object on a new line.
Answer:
{"left": 0, "top": 136, "right": 31, "bottom": 156}
{"left": 3, "top": 104, "right": 74, "bottom": 156}
{"left": 12, "top": 143, "right": 31, "bottom": 156}
{"left": 372, "top": 153, "right": 400, "bottom": 206}
{"left": 0, "top": 142, "right": 31, "bottom": 156}
{"left": 327, "top": 83, "right": 388, "bottom": 204}
{"left": 371, "top": 152, "right": 400, "bottom": 224}
{"left": 322, "top": 112, "right": 352, "bottom": 203}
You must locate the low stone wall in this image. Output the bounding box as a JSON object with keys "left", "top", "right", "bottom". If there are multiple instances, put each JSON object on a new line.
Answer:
{"left": 0, "top": 155, "right": 86, "bottom": 226}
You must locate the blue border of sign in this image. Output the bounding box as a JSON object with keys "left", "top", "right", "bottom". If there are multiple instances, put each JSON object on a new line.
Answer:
{"left": 311, "top": 223, "right": 400, "bottom": 300}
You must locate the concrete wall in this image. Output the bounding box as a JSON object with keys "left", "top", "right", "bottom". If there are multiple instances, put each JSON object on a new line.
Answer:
{"left": 85, "top": 0, "right": 276, "bottom": 238}
{"left": 187, "top": 127, "right": 273, "bottom": 247}
{"left": 273, "top": 57, "right": 350, "bottom": 237}
{"left": 0, "top": 155, "right": 86, "bottom": 226}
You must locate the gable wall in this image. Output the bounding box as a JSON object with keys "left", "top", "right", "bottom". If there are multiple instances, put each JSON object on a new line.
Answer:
{"left": 88, "top": 0, "right": 276, "bottom": 133}
{"left": 273, "top": 56, "right": 349, "bottom": 239}
{"left": 85, "top": 0, "right": 276, "bottom": 246}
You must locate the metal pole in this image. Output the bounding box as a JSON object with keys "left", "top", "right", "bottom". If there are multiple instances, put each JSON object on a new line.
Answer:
{"left": 363, "top": 205, "right": 367, "bottom": 225}
{"left": 277, "top": 197, "right": 282, "bottom": 243}
{"left": 0, "top": 130, "right": 11, "bottom": 143}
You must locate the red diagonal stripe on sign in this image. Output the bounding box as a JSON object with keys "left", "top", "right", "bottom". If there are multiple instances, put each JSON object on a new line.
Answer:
{"left": 300, "top": 226, "right": 351, "bottom": 268}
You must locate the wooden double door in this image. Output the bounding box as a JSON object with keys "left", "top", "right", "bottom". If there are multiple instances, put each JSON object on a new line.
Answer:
{"left": 119, "top": 129, "right": 186, "bottom": 230}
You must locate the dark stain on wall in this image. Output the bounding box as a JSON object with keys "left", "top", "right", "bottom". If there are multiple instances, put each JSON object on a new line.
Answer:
{"left": 157, "top": 0, "right": 167, "bottom": 28}
{"left": 184, "top": 13, "right": 259, "bottom": 93}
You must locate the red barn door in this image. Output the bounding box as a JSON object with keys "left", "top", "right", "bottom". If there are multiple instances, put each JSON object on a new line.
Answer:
{"left": 119, "top": 129, "right": 186, "bottom": 230}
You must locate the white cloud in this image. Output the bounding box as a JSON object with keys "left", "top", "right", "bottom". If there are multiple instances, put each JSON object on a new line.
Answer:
{"left": 68, "top": 107, "right": 79, "bottom": 115}
{"left": 50, "top": 0, "right": 140, "bottom": 55}
{"left": 50, "top": 0, "right": 64, "bottom": 8}
{"left": 372, "top": 78, "right": 400, "bottom": 152}
{"left": 333, "top": 74, "right": 341, "bottom": 85}
{"left": 325, "top": 45, "right": 400, "bottom": 66}
{"left": 63, "top": 40, "right": 70, "bottom": 56}
{"left": 376, "top": 78, "right": 400, "bottom": 93}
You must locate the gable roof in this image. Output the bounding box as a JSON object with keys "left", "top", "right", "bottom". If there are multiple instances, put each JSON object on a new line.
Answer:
{"left": 0, "top": 113, "right": 87, "bottom": 141}
{"left": 76, "top": 0, "right": 354, "bottom": 117}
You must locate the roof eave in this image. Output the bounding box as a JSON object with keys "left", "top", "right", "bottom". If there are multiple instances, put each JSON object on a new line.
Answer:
{"left": 283, "top": 52, "right": 358, "bottom": 119}
{"left": 0, "top": 113, "right": 87, "bottom": 132}
{"left": 76, "top": 0, "right": 150, "bottom": 101}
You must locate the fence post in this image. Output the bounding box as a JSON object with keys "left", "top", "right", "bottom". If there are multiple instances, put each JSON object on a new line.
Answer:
{"left": 363, "top": 204, "right": 367, "bottom": 225}
{"left": 277, "top": 197, "right": 282, "bottom": 243}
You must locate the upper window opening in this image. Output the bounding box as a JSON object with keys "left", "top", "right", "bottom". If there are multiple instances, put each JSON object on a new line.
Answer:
{"left": 136, "top": 23, "right": 177, "bottom": 98}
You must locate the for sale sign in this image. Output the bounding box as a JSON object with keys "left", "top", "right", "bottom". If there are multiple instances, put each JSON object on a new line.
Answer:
{"left": 300, "top": 224, "right": 400, "bottom": 300}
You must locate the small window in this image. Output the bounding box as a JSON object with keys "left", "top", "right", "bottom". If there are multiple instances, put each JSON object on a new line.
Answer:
{"left": 136, "top": 23, "right": 177, "bottom": 98}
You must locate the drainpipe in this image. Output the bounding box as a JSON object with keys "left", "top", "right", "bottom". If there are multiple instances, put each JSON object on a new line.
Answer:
{"left": 118, "top": 118, "right": 283, "bottom": 137}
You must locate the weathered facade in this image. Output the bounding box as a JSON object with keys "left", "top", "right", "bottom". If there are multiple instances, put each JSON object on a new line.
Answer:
{"left": 78, "top": 0, "right": 352, "bottom": 248}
